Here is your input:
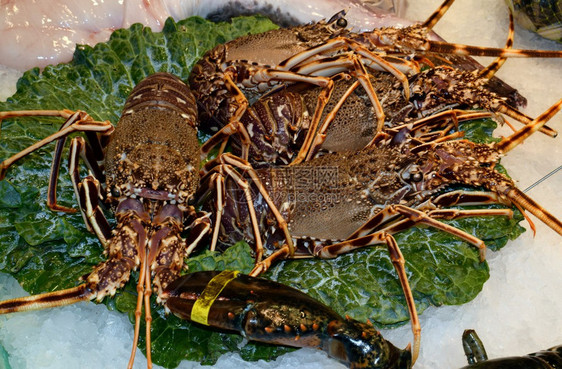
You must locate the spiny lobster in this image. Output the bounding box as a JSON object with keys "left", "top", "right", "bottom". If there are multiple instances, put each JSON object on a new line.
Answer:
{"left": 190, "top": 0, "right": 562, "bottom": 166}
{"left": 199, "top": 14, "right": 557, "bottom": 172}
{"left": 192, "top": 0, "right": 562, "bottom": 171}
{"left": 0, "top": 73, "right": 214, "bottom": 369}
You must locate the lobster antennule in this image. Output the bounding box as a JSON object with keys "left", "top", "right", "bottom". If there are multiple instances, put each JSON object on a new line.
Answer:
{"left": 506, "top": 187, "right": 562, "bottom": 236}
{"left": 0, "top": 284, "right": 94, "bottom": 314}
{"left": 495, "top": 97, "right": 562, "bottom": 153}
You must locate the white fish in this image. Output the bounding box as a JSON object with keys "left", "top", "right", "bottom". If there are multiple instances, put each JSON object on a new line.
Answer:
{"left": 0, "top": 0, "right": 407, "bottom": 71}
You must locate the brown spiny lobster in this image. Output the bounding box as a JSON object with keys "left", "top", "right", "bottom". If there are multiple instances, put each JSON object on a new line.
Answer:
{"left": 0, "top": 73, "right": 214, "bottom": 369}
{"left": 201, "top": 38, "right": 559, "bottom": 170}
{"left": 192, "top": 0, "right": 562, "bottom": 170}
{"left": 163, "top": 270, "right": 413, "bottom": 369}
{"left": 190, "top": 0, "right": 562, "bottom": 166}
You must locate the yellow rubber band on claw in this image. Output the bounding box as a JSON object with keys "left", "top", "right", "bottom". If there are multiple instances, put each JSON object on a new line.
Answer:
{"left": 191, "top": 270, "right": 240, "bottom": 326}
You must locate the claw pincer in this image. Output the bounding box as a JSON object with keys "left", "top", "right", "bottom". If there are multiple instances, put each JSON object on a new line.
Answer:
{"left": 163, "top": 270, "right": 411, "bottom": 369}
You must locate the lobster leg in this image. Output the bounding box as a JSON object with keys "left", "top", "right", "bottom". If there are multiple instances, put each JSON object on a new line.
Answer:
{"left": 0, "top": 110, "right": 113, "bottom": 181}
{"left": 0, "top": 109, "right": 114, "bottom": 242}
{"left": 200, "top": 70, "right": 332, "bottom": 162}
{"left": 294, "top": 57, "right": 387, "bottom": 164}
{"left": 69, "top": 138, "right": 112, "bottom": 245}
{"left": 379, "top": 109, "right": 497, "bottom": 147}
{"left": 431, "top": 190, "right": 510, "bottom": 207}
{"left": 0, "top": 111, "right": 114, "bottom": 214}
{"left": 384, "top": 233, "right": 420, "bottom": 364}
{"left": 322, "top": 204, "right": 505, "bottom": 260}
{"left": 195, "top": 172, "right": 225, "bottom": 252}
{"left": 279, "top": 36, "right": 419, "bottom": 85}
{"left": 199, "top": 160, "right": 268, "bottom": 260}
{"left": 290, "top": 77, "right": 336, "bottom": 165}
{"left": 306, "top": 79, "right": 362, "bottom": 160}
{"left": 387, "top": 110, "right": 494, "bottom": 142}
{"left": 200, "top": 153, "right": 296, "bottom": 260}
{"left": 182, "top": 207, "right": 212, "bottom": 257}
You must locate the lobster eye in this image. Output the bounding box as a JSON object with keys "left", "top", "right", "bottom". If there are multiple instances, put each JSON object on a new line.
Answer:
{"left": 336, "top": 18, "right": 347, "bottom": 28}
{"left": 411, "top": 91, "right": 426, "bottom": 102}
{"left": 412, "top": 173, "right": 423, "bottom": 182}
{"left": 111, "top": 187, "right": 121, "bottom": 197}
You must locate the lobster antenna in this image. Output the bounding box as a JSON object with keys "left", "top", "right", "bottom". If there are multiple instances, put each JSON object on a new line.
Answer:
{"left": 0, "top": 285, "right": 93, "bottom": 314}
{"left": 496, "top": 103, "right": 558, "bottom": 138}
{"left": 426, "top": 40, "right": 562, "bottom": 58}
{"left": 506, "top": 187, "right": 562, "bottom": 236}
{"left": 421, "top": 0, "right": 456, "bottom": 29}
{"left": 420, "top": 1, "right": 562, "bottom": 58}
{"left": 496, "top": 99, "right": 562, "bottom": 236}
{"left": 479, "top": 12, "right": 514, "bottom": 79}
{"left": 496, "top": 98, "right": 562, "bottom": 154}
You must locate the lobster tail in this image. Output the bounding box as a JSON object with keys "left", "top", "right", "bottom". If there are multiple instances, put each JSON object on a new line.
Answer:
{"left": 506, "top": 187, "right": 562, "bottom": 236}
{"left": 0, "top": 284, "right": 94, "bottom": 314}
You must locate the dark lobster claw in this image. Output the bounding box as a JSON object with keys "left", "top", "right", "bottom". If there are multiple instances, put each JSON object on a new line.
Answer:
{"left": 163, "top": 270, "right": 411, "bottom": 369}
{"left": 459, "top": 329, "right": 562, "bottom": 369}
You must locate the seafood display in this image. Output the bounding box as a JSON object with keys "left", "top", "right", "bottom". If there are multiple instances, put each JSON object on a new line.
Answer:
{"left": 0, "top": 0, "right": 560, "bottom": 368}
